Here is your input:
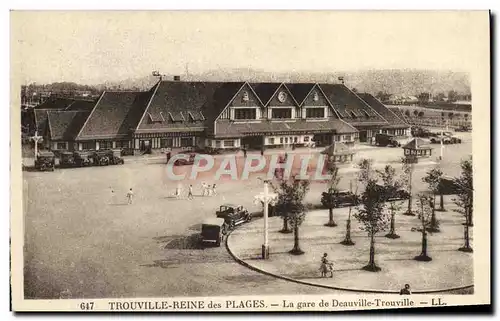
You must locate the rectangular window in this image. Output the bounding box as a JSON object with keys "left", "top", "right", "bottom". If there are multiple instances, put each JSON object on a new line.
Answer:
{"left": 268, "top": 137, "right": 275, "bottom": 145}
{"left": 160, "top": 138, "right": 173, "bottom": 148}
{"left": 215, "top": 140, "right": 222, "bottom": 148}
{"left": 56, "top": 142, "right": 67, "bottom": 150}
{"left": 343, "top": 135, "right": 352, "bottom": 141}
{"left": 306, "top": 108, "right": 325, "bottom": 118}
{"left": 335, "top": 135, "right": 340, "bottom": 142}
{"left": 224, "top": 140, "right": 235, "bottom": 147}
{"left": 81, "top": 142, "right": 94, "bottom": 150}
{"left": 115, "top": 140, "right": 129, "bottom": 148}
{"left": 99, "top": 141, "right": 113, "bottom": 149}
{"left": 304, "top": 136, "right": 310, "bottom": 142}
{"left": 271, "top": 108, "right": 292, "bottom": 119}
{"left": 180, "top": 137, "right": 193, "bottom": 147}
{"left": 294, "top": 137, "right": 298, "bottom": 143}
{"left": 234, "top": 108, "right": 257, "bottom": 120}
{"left": 280, "top": 137, "right": 284, "bottom": 144}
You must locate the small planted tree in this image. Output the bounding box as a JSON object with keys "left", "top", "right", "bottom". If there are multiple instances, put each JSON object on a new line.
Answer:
{"left": 378, "top": 165, "right": 404, "bottom": 239}
{"left": 453, "top": 159, "right": 473, "bottom": 252}
{"left": 414, "top": 194, "right": 434, "bottom": 261}
{"left": 401, "top": 157, "right": 415, "bottom": 216}
{"left": 422, "top": 167, "right": 443, "bottom": 232}
{"left": 341, "top": 180, "right": 358, "bottom": 246}
{"left": 413, "top": 110, "right": 419, "bottom": 117}
{"left": 322, "top": 162, "right": 341, "bottom": 227}
{"left": 354, "top": 179, "right": 389, "bottom": 272}
{"left": 273, "top": 176, "right": 310, "bottom": 255}
{"left": 268, "top": 181, "right": 291, "bottom": 233}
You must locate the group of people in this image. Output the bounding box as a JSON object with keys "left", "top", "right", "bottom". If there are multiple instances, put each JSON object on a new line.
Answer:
{"left": 175, "top": 183, "right": 217, "bottom": 200}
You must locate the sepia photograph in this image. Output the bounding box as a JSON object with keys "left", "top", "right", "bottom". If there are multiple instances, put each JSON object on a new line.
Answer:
{"left": 9, "top": 10, "right": 491, "bottom": 312}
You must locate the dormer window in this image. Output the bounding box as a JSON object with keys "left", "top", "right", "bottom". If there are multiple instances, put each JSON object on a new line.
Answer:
{"left": 242, "top": 91, "right": 249, "bottom": 102}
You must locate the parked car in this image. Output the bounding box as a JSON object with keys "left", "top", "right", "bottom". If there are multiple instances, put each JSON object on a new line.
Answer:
{"left": 456, "top": 125, "right": 471, "bottom": 132}
{"left": 215, "top": 204, "right": 252, "bottom": 229}
{"left": 438, "top": 178, "right": 461, "bottom": 195}
{"left": 201, "top": 218, "right": 227, "bottom": 247}
{"left": 320, "top": 190, "right": 358, "bottom": 208}
{"left": 375, "top": 133, "right": 400, "bottom": 147}
{"left": 34, "top": 151, "right": 55, "bottom": 171}
{"left": 73, "top": 151, "right": 93, "bottom": 167}
{"left": 103, "top": 149, "right": 125, "bottom": 165}
{"left": 173, "top": 153, "right": 197, "bottom": 166}
{"left": 443, "top": 132, "right": 462, "bottom": 144}
{"left": 375, "top": 185, "right": 410, "bottom": 201}
{"left": 430, "top": 135, "right": 452, "bottom": 144}
{"left": 59, "top": 151, "right": 76, "bottom": 168}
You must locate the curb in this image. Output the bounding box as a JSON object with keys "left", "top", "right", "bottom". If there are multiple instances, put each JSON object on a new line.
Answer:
{"left": 225, "top": 225, "right": 474, "bottom": 294}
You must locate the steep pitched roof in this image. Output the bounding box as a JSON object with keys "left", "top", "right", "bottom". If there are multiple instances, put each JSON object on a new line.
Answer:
{"left": 285, "top": 83, "right": 316, "bottom": 105}
{"left": 46, "top": 111, "right": 90, "bottom": 141}
{"left": 403, "top": 138, "right": 433, "bottom": 150}
{"left": 136, "top": 81, "right": 244, "bottom": 133}
{"left": 357, "top": 93, "right": 409, "bottom": 128}
{"left": 249, "top": 83, "right": 281, "bottom": 106}
{"left": 77, "top": 91, "right": 145, "bottom": 140}
{"left": 318, "top": 84, "right": 388, "bottom": 126}
{"left": 33, "top": 109, "right": 49, "bottom": 134}
{"left": 64, "top": 100, "right": 96, "bottom": 112}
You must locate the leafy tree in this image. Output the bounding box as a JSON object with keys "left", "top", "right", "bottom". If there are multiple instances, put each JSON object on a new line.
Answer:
{"left": 448, "top": 112, "right": 454, "bottom": 120}
{"left": 401, "top": 157, "right": 415, "bottom": 216}
{"left": 453, "top": 159, "right": 473, "bottom": 252}
{"left": 436, "top": 92, "right": 446, "bottom": 101}
{"left": 404, "top": 110, "right": 411, "bottom": 117}
{"left": 273, "top": 176, "right": 310, "bottom": 255}
{"left": 414, "top": 194, "right": 434, "bottom": 261}
{"left": 354, "top": 179, "right": 389, "bottom": 272}
{"left": 417, "top": 92, "right": 430, "bottom": 103}
{"left": 340, "top": 180, "right": 358, "bottom": 246}
{"left": 418, "top": 111, "right": 425, "bottom": 118}
{"left": 321, "top": 162, "right": 341, "bottom": 227}
{"left": 377, "top": 165, "right": 404, "bottom": 239}
{"left": 357, "top": 158, "right": 375, "bottom": 186}
{"left": 448, "top": 90, "right": 458, "bottom": 102}
{"left": 413, "top": 110, "right": 419, "bottom": 117}
{"left": 422, "top": 168, "right": 443, "bottom": 232}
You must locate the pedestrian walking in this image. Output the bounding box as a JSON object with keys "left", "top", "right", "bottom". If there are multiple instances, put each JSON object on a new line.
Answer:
{"left": 211, "top": 183, "right": 217, "bottom": 196}
{"left": 188, "top": 184, "right": 194, "bottom": 200}
{"left": 126, "top": 188, "right": 134, "bottom": 204}
{"left": 110, "top": 187, "right": 116, "bottom": 205}
{"left": 400, "top": 284, "right": 412, "bottom": 295}
{"left": 201, "top": 182, "right": 207, "bottom": 196}
{"left": 243, "top": 148, "right": 247, "bottom": 158}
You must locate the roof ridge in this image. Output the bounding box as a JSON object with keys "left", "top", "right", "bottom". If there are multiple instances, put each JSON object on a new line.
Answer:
{"left": 75, "top": 91, "right": 104, "bottom": 140}
{"left": 135, "top": 81, "right": 161, "bottom": 132}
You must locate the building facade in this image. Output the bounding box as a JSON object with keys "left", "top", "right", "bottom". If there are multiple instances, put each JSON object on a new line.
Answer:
{"left": 33, "top": 78, "right": 410, "bottom": 154}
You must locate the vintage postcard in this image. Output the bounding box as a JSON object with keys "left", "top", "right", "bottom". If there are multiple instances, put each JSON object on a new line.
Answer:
{"left": 10, "top": 10, "right": 490, "bottom": 312}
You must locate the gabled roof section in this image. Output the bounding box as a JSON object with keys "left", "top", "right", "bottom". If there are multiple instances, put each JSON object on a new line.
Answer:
{"left": 321, "top": 142, "right": 355, "bottom": 156}
{"left": 64, "top": 100, "right": 96, "bottom": 112}
{"left": 403, "top": 138, "right": 433, "bottom": 150}
{"left": 47, "top": 111, "right": 90, "bottom": 141}
{"left": 267, "top": 83, "right": 300, "bottom": 106}
{"left": 357, "top": 93, "right": 409, "bottom": 128}
{"left": 77, "top": 91, "right": 145, "bottom": 140}
{"left": 318, "top": 84, "right": 388, "bottom": 125}
{"left": 34, "top": 109, "right": 50, "bottom": 134}
{"left": 285, "top": 83, "right": 316, "bottom": 106}
{"left": 136, "top": 81, "right": 241, "bottom": 133}
{"left": 249, "top": 83, "right": 282, "bottom": 106}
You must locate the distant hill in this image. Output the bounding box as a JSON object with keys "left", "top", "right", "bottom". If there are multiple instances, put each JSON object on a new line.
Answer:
{"left": 30, "top": 69, "right": 472, "bottom": 96}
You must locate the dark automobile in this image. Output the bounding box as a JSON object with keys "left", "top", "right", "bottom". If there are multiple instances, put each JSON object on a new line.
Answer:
{"left": 375, "top": 133, "right": 400, "bottom": 147}
{"left": 105, "top": 149, "right": 125, "bottom": 165}
{"left": 34, "top": 151, "right": 55, "bottom": 171}
{"left": 173, "top": 153, "right": 197, "bottom": 166}
{"left": 456, "top": 125, "right": 471, "bottom": 132}
{"left": 215, "top": 204, "right": 252, "bottom": 229}
{"left": 59, "top": 151, "right": 76, "bottom": 168}
{"left": 438, "top": 178, "right": 461, "bottom": 195}
{"left": 374, "top": 185, "right": 411, "bottom": 201}
{"left": 320, "top": 190, "right": 358, "bottom": 208}
{"left": 73, "top": 151, "right": 93, "bottom": 167}
{"left": 201, "top": 218, "right": 227, "bottom": 247}
{"left": 411, "top": 126, "right": 433, "bottom": 138}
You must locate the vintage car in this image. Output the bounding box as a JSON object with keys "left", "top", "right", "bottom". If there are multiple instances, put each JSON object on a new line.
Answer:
{"left": 429, "top": 132, "right": 461, "bottom": 144}
{"left": 321, "top": 190, "right": 358, "bottom": 208}
{"left": 375, "top": 133, "right": 400, "bottom": 147}
{"left": 438, "top": 177, "right": 462, "bottom": 195}
{"left": 73, "top": 151, "right": 93, "bottom": 167}
{"left": 34, "top": 151, "right": 55, "bottom": 171}
{"left": 455, "top": 125, "right": 471, "bottom": 132}
{"left": 106, "top": 149, "right": 125, "bottom": 165}
{"left": 59, "top": 151, "right": 76, "bottom": 168}
{"left": 374, "top": 185, "right": 411, "bottom": 201}
{"left": 215, "top": 204, "right": 252, "bottom": 229}
{"left": 201, "top": 218, "right": 227, "bottom": 247}
{"left": 173, "top": 153, "right": 197, "bottom": 166}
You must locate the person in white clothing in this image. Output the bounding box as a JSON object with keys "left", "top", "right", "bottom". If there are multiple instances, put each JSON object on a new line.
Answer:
{"left": 126, "top": 188, "right": 134, "bottom": 204}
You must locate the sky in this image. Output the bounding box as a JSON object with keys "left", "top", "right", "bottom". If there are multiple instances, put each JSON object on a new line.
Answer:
{"left": 11, "top": 11, "right": 489, "bottom": 85}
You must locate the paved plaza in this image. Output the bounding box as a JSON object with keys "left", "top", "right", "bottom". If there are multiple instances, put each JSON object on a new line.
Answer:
{"left": 22, "top": 133, "right": 472, "bottom": 298}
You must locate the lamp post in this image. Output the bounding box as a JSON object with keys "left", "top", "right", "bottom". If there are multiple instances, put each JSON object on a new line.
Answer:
{"left": 31, "top": 131, "right": 43, "bottom": 161}
{"left": 254, "top": 179, "right": 277, "bottom": 259}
